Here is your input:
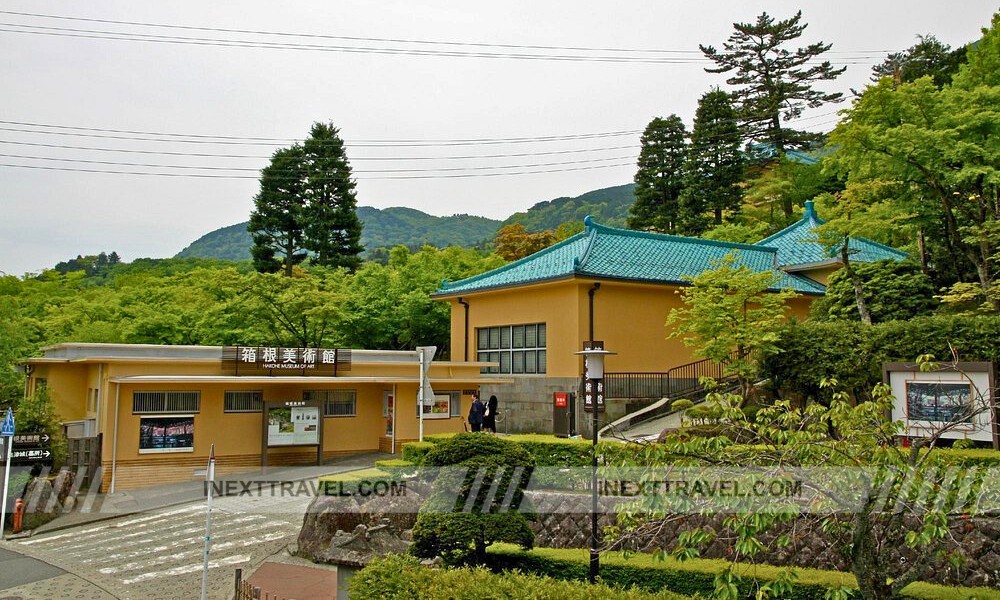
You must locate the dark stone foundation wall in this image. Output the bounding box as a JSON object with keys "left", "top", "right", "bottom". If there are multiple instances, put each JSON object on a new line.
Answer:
{"left": 478, "top": 378, "right": 638, "bottom": 436}
{"left": 526, "top": 491, "right": 1000, "bottom": 588}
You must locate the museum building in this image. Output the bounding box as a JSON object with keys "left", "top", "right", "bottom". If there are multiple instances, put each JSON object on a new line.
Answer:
{"left": 24, "top": 343, "right": 504, "bottom": 491}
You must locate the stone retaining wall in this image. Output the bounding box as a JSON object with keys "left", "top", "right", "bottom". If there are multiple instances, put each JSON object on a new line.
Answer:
{"left": 526, "top": 491, "right": 1000, "bottom": 588}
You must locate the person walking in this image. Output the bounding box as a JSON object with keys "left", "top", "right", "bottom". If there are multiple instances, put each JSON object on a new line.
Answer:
{"left": 483, "top": 394, "right": 499, "bottom": 434}
{"left": 468, "top": 393, "right": 485, "bottom": 432}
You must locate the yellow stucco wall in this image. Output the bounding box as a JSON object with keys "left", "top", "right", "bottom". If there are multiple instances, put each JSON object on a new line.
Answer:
{"left": 446, "top": 278, "right": 822, "bottom": 377}
{"left": 795, "top": 264, "right": 841, "bottom": 286}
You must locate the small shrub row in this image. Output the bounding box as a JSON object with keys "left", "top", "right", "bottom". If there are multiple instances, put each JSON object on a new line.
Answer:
{"left": 486, "top": 545, "right": 1000, "bottom": 600}
{"left": 350, "top": 553, "right": 689, "bottom": 600}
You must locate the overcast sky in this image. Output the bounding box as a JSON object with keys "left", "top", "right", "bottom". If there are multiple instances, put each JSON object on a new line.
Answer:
{"left": 0, "top": 1, "right": 995, "bottom": 276}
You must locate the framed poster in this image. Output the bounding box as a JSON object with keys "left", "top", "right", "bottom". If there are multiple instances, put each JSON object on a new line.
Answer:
{"left": 139, "top": 416, "right": 194, "bottom": 453}
{"left": 267, "top": 405, "right": 320, "bottom": 446}
{"left": 905, "top": 381, "right": 973, "bottom": 424}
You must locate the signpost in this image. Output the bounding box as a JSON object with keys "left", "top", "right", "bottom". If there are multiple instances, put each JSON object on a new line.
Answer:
{"left": 200, "top": 444, "right": 216, "bottom": 600}
{"left": 575, "top": 342, "right": 615, "bottom": 585}
{"left": 1, "top": 408, "right": 14, "bottom": 533}
{"left": 416, "top": 346, "right": 437, "bottom": 442}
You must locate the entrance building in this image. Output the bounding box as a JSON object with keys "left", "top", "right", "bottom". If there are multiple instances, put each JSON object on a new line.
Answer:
{"left": 25, "top": 343, "right": 505, "bottom": 491}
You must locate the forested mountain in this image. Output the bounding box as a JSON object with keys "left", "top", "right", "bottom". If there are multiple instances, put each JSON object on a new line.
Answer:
{"left": 175, "top": 184, "right": 635, "bottom": 260}
{"left": 176, "top": 207, "right": 503, "bottom": 260}
{"left": 501, "top": 184, "right": 634, "bottom": 230}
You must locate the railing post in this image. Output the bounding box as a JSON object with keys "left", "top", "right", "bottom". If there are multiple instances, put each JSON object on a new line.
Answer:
{"left": 235, "top": 568, "right": 242, "bottom": 599}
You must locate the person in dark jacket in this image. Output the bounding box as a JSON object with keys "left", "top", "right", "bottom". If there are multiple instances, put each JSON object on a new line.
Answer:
{"left": 483, "top": 394, "right": 499, "bottom": 433}
{"left": 468, "top": 394, "right": 485, "bottom": 432}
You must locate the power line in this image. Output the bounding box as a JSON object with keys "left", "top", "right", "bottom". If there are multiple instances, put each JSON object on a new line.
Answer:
{"left": 0, "top": 139, "right": 641, "bottom": 160}
{"left": 0, "top": 10, "right": 891, "bottom": 55}
{"left": 0, "top": 22, "right": 886, "bottom": 65}
{"left": 0, "top": 152, "right": 637, "bottom": 172}
{"left": 0, "top": 161, "right": 636, "bottom": 180}
{"left": 0, "top": 108, "right": 839, "bottom": 148}
{"left": 0, "top": 120, "right": 645, "bottom": 144}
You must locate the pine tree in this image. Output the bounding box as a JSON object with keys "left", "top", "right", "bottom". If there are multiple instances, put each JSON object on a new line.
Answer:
{"left": 679, "top": 89, "right": 744, "bottom": 235}
{"left": 248, "top": 123, "right": 365, "bottom": 275}
{"left": 301, "top": 123, "right": 364, "bottom": 271}
{"left": 248, "top": 145, "right": 309, "bottom": 275}
{"left": 627, "top": 115, "right": 687, "bottom": 234}
{"left": 700, "top": 11, "right": 846, "bottom": 158}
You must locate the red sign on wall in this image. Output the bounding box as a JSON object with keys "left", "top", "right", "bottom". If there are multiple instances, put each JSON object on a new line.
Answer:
{"left": 554, "top": 392, "right": 568, "bottom": 408}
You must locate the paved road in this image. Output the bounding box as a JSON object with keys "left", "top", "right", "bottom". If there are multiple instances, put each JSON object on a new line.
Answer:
{"left": 0, "top": 490, "right": 314, "bottom": 599}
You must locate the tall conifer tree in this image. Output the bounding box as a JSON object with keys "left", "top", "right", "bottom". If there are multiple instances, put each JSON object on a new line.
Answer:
{"left": 627, "top": 115, "right": 687, "bottom": 234}
{"left": 248, "top": 122, "right": 364, "bottom": 275}
{"left": 301, "top": 123, "right": 364, "bottom": 271}
{"left": 680, "top": 89, "right": 744, "bottom": 234}
{"left": 700, "top": 11, "right": 845, "bottom": 159}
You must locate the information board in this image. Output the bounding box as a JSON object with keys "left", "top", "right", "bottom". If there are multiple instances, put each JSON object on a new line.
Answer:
{"left": 267, "top": 405, "right": 320, "bottom": 446}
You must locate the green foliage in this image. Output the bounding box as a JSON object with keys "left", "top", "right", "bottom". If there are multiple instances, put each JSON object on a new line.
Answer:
{"left": 629, "top": 115, "right": 688, "bottom": 233}
{"left": 402, "top": 441, "right": 436, "bottom": 465}
{"left": 813, "top": 260, "right": 936, "bottom": 323}
{"left": 666, "top": 251, "right": 797, "bottom": 394}
{"left": 681, "top": 89, "right": 744, "bottom": 234}
{"left": 742, "top": 157, "right": 842, "bottom": 227}
{"left": 487, "top": 545, "right": 999, "bottom": 600}
{"left": 249, "top": 122, "right": 363, "bottom": 275}
{"left": 610, "top": 381, "right": 996, "bottom": 599}
{"left": 761, "top": 315, "right": 1000, "bottom": 401}
{"left": 872, "top": 34, "right": 968, "bottom": 88}
{"left": 411, "top": 433, "right": 536, "bottom": 564}
{"left": 700, "top": 11, "right": 846, "bottom": 157}
{"left": 13, "top": 388, "right": 67, "bottom": 465}
{"left": 351, "top": 554, "right": 690, "bottom": 600}
{"left": 827, "top": 39, "right": 1000, "bottom": 302}
{"left": 503, "top": 184, "right": 634, "bottom": 232}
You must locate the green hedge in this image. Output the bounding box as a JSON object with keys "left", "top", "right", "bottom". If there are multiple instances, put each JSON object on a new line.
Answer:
{"left": 762, "top": 315, "right": 1000, "bottom": 401}
{"left": 350, "top": 554, "right": 689, "bottom": 599}
{"left": 486, "top": 545, "right": 1000, "bottom": 600}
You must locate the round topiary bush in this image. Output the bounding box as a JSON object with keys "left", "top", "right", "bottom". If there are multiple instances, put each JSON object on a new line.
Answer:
{"left": 411, "top": 433, "right": 536, "bottom": 564}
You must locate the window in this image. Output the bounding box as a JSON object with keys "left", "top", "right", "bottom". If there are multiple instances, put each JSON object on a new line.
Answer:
{"left": 139, "top": 416, "right": 194, "bottom": 453}
{"left": 224, "top": 391, "right": 263, "bottom": 413}
{"left": 418, "top": 391, "right": 460, "bottom": 419}
{"left": 132, "top": 391, "right": 200, "bottom": 414}
{"left": 305, "top": 390, "right": 357, "bottom": 417}
{"left": 476, "top": 323, "right": 547, "bottom": 374}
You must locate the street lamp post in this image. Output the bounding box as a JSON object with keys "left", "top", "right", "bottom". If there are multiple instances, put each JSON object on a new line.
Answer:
{"left": 576, "top": 341, "right": 615, "bottom": 585}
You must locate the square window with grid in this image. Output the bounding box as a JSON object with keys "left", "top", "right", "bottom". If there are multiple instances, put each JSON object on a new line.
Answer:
{"left": 132, "top": 391, "right": 200, "bottom": 413}
{"left": 305, "top": 390, "right": 357, "bottom": 417}
{"left": 476, "top": 323, "right": 546, "bottom": 375}
{"left": 224, "top": 390, "right": 263, "bottom": 413}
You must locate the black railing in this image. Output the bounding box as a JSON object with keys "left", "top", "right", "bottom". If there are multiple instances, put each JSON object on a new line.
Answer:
{"left": 601, "top": 351, "right": 744, "bottom": 437}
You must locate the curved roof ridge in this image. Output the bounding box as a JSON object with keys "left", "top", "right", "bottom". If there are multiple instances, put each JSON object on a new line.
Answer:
{"left": 585, "top": 218, "right": 778, "bottom": 254}
{"left": 575, "top": 217, "right": 601, "bottom": 271}
{"left": 438, "top": 229, "right": 586, "bottom": 291}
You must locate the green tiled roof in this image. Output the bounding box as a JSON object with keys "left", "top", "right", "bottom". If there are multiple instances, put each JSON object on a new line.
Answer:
{"left": 757, "top": 201, "right": 908, "bottom": 269}
{"left": 435, "top": 217, "right": 826, "bottom": 297}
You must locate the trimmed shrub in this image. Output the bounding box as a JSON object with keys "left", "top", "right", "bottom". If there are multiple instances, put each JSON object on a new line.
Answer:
{"left": 762, "top": 315, "right": 1000, "bottom": 401}
{"left": 402, "top": 441, "right": 436, "bottom": 465}
{"left": 350, "top": 554, "right": 690, "bottom": 599}
{"left": 486, "top": 545, "right": 1000, "bottom": 600}
{"left": 411, "top": 433, "right": 536, "bottom": 564}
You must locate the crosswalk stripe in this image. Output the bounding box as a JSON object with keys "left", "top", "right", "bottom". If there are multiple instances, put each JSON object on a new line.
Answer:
{"left": 19, "top": 504, "right": 204, "bottom": 545}
{"left": 79, "top": 522, "right": 291, "bottom": 566}
{"left": 122, "top": 554, "right": 251, "bottom": 585}
{"left": 98, "top": 531, "right": 289, "bottom": 575}
{"left": 55, "top": 516, "right": 271, "bottom": 558}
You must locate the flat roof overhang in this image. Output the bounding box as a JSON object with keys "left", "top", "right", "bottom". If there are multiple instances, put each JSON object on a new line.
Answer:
{"left": 108, "top": 375, "right": 515, "bottom": 385}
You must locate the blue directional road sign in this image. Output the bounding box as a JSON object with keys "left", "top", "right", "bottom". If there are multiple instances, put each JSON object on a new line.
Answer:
{"left": 0, "top": 408, "right": 13, "bottom": 437}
